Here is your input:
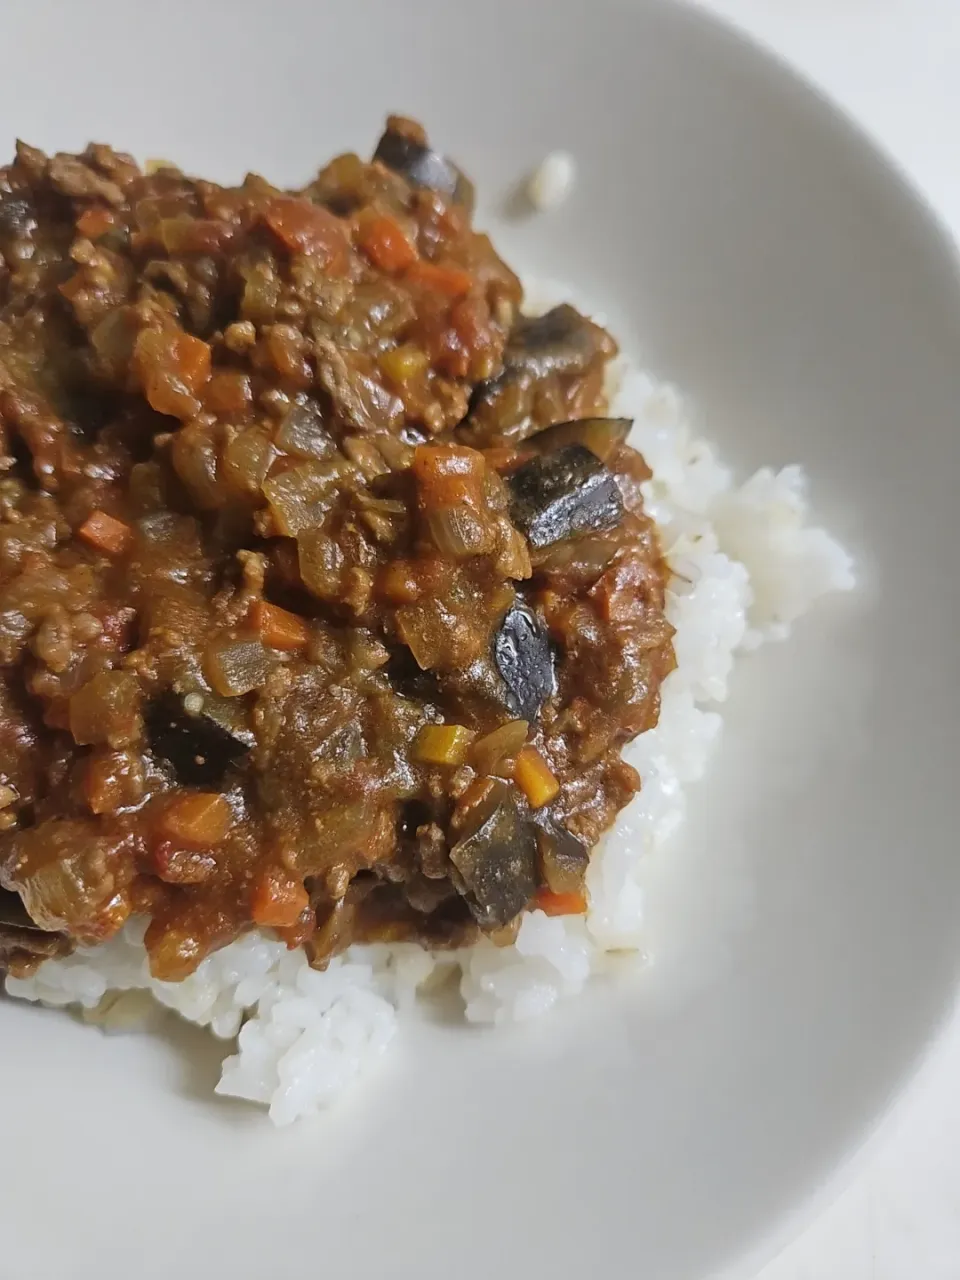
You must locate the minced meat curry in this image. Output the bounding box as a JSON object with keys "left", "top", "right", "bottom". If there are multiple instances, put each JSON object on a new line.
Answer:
{"left": 0, "top": 118, "right": 674, "bottom": 982}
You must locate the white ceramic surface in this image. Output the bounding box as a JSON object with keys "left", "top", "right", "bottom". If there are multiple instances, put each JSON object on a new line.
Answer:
{"left": 2, "top": 3, "right": 960, "bottom": 1279}
{"left": 695, "top": 3, "right": 960, "bottom": 1276}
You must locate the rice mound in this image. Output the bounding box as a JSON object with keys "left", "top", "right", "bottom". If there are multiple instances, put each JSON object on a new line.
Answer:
{"left": 4, "top": 283, "right": 854, "bottom": 1125}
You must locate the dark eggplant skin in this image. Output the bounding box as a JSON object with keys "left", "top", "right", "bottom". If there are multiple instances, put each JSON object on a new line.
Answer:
{"left": 532, "top": 813, "right": 589, "bottom": 895}
{"left": 0, "top": 888, "right": 37, "bottom": 929}
{"left": 507, "top": 444, "right": 624, "bottom": 549}
{"left": 449, "top": 782, "right": 537, "bottom": 928}
{"left": 460, "top": 307, "right": 618, "bottom": 447}
{"left": 502, "top": 305, "right": 607, "bottom": 380}
{"left": 493, "top": 601, "right": 555, "bottom": 722}
{"left": 373, "top": 128, "right": 474, "bottom": 209}
{"left": 146, "top": 693, "right": 250, "bottom": 787}
{"left": 0, "top": 889, "right": 71, "bottom": 971}
{"left": 466, "top": 307, "right": 610, "bottom": 417}
{"left": 532, "top": 417, "right": 632, "bottom": 464}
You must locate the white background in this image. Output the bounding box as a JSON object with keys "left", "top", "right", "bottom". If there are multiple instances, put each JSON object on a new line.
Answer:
{"left": 694, "top": 3, "right": 960, "bottom": 1276}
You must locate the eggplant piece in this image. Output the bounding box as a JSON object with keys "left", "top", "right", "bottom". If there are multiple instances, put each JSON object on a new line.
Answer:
{"left": 385, "top": 645, "right": 441, "bottom": 703}
{"left": 0, "top": 918, "right": 71, "bottom": 971}
{"left": 449, "top": 782, "right": 537, "bottom": 928}
{"left": 146, "top": 692, "right": 251, "bottom": 786}
{"left": 0, "top": 195, "right": 37, "bottom": 260}
{"left": 2, "top": 877, "right": 75, "bottom": 968}
{"left": 533, "top": 417, "right": 632, "bottom": 464}
{"left": 507, "top": 444, "right": 624, "bottom": 549}
{"left": 0, "top": 888, "right": 38, "bottom": 930}
{"left": 0, "top": 195, "right": 35, "bottom": 234}
{"left": 493, "top": 601, "right": 555, "bottom": 721}
{"left": 462, "top": 309, "right": 617, "bottom": 447}
{"left": 373, "top": 126, "right": 474, "bottom": 208}
{"left": 532, "top": 814, "right": 589, "bottom": 894}
{"left": 502, "top": 305, "right": 611, "bottom": 381}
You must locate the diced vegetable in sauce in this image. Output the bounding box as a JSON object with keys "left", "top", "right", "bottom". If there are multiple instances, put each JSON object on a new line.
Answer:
{"left": 204, "top": 637, "right": 272, "bottom": 697}
{"left": 507, "top": 444, "right": 624, "bottom": 548}
{"left": 77, "top": 510, "right": 133, "bottom": 557}
{"left": 158, "top": 792, "right": 232, "bottom": 847}
{"left": 470, "top": 719, "right": 529, "bottom": 776}
{"left": 146, "top": 695, "right": 251, "bottom": 787}
{"left": 533, "top": 814, "right": 589, "bottom": 895}
{"left": 534, "top": 887, "right": 587, "bottom": 917}
{"left": 250, "top": 601, "right": 310, "bottom": 653}
{"left": 412, "top": 723, "right": 475, "bottom": 766}
{"left": 413, "top": 443, "right": 496, "bottom": 558}
{"left": 462, "top": 305, "right": 618, "bottom": 447}
{"left": 513, "top": 746, "right": 560, "bottom": 808}
{"left": 275, "top": 403, "right": 335, "bottom": 461}
{"left": 492, "top": 601, "right": 555, "bottom": 722}
{"left": 68, "top": 671, "right": 142, "bottom": 749}
{"left": 0, "top": 889, "right": 40, "bottom": 930}
{"left": 449, "top": 782, "right": 538, "bottom": 928}
{"left": 373, "top": 117, "right": 474, "bottom": 209}
{"left": 503, "top": 305, "right": 612, "bottom": 380}
{"left": 252, "top": 868, "right": 309, "bottom": 929}
{"left": 533, "top": 417, "right": 632, "bottom": 464}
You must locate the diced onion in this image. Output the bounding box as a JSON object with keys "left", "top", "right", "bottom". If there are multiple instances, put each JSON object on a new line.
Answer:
{"left": 204, "top": 636, "right": 271, "bottom": 696}
{"left": 223, "top": 427, "right": 276, "bottom": 495}
{"left": 297, "top": 529, "right": 345, "bottom": 599}
{"left": 276, "top": 403, "right": 334, "bottom": 460}
{"left": 427, "top": 505, "right": 492, "bottom": 558}
{"left": 262, "top": 464, "right": 338, "bottom": 537}
{"left": 471, "top": 720, "right": 529, "bottom": 775}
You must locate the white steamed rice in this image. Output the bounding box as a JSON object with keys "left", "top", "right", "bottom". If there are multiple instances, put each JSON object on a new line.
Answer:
{"left": 4, "top": 277, "right": 854, "bottom": 1125}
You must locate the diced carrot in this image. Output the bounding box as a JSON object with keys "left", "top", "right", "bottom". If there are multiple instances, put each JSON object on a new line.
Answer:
{"left": 172, "top": 331, "right": 212, "bottom": 394}
{"left": 251, "top": 867, "right": 310, "bottom": 929}
{"left": 203, "top": 370, "right": 252, "bottom": 415}
{"left": 77, "top": 510, "right": 133, "bottom": 557}
{"left": 412, "top": 723, "right": 476, "bottom": 766}
{"left": 534, "top": 888, "right": 587, "bottom": 917}
{"left": 514, "top": 746, "right": 560, "bottom": 808}
{"left": 405, "top": 260, "right": 474, "bottom": 299}
{"left": 263, "top": 196, "right": 349, "bottom": 269}
{"left": 133, "top": 328, "right": 212, "bottom": 418}
{"left": 158, "top": 792, "right": 232, "bottom": 847}
{"left": 379, "top": 344, "right": 429, "bottom": 385}
{"left": 412, "top": 443, "right": 488, "bottom": 509}
{"left": 264, "top": 326, "right": 312, "bottom": 387}
{"left": 76, "top": 206, "right": 117, "bottom": 239}
{"left": 250, "top": 599, "right": 310, "bottom": 652}
{"left": 357, "top": 214, "right": 417, "bottom": 273}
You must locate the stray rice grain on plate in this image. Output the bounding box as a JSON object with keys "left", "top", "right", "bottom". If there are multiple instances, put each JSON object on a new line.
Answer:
{"left": 527, "top": 152, "right": 577, "bottom": 211}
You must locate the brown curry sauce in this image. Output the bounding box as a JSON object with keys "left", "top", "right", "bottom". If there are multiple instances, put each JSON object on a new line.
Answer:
{"left": 0, "top": 118, "right": 674, "bottom": 981}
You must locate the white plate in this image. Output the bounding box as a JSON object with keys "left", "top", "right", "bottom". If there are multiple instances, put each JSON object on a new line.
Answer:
{"left": 3, "top": 2, "right": 960, "bottom": 1278}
